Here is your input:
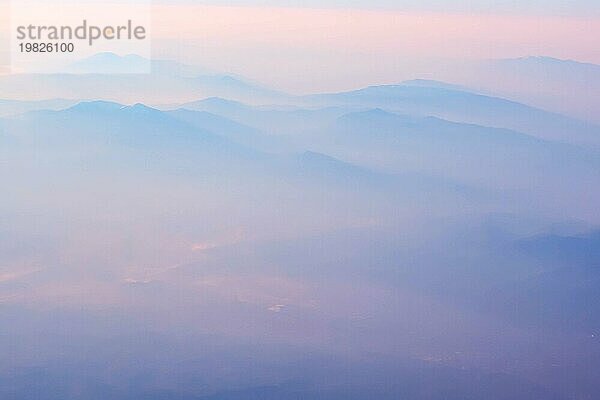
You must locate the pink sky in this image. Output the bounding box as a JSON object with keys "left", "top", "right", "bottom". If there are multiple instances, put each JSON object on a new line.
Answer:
{"left": 151, "top": 5, "right": 600, "bottom": 92}
{"left": 1, "top": 4, "right": 598, "bottom": 91}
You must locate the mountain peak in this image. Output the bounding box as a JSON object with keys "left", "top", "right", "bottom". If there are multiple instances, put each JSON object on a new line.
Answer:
{"left": 67, "top": 100, "right": 124, "bottom": 112}
{"left": 201, "top": 97, "right": 246, "bottom": 107}
{"left": 498, "top": 56, "right": 600, "bottom": 69}
{"left": 67, "top": 101, "right": 165, "bottom": 117}
{"left": 122, "top": 103, "right": 160, "bottom": 113}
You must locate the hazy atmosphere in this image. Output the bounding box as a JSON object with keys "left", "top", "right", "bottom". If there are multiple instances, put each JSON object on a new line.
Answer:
{"left": 1, "top": 1, "right": 599, "bottom": 399}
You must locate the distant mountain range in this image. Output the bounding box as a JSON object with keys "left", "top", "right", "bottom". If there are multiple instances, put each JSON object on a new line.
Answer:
{"left": 0, "top": 53, "right": 288, "bottom": 105}
{"left": 452, "top": 56, "right": 600, "bottom": 123}
{"left": 303, "top": 80, "right": 600, "bottom": 147}
{"left": 0, "top": 101, "right": 475, "bottom": 203}
{"left": 178, "top": 97, "right": 349, "bottom": 135}
{"left": 0, "top": 53, "right": 600, "bottom": 146}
